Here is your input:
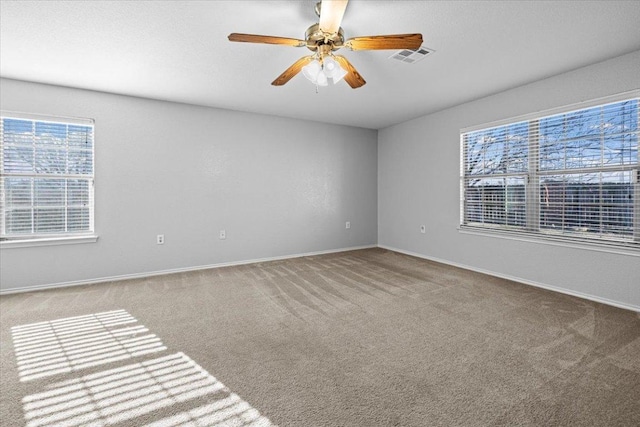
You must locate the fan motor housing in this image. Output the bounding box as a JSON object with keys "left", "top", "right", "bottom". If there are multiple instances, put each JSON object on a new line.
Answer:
{"left": 305, "top": 24, "right": 344, "bottom": 51}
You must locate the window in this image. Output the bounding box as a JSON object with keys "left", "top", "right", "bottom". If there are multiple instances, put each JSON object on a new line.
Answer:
{"left": 1, "top": 112, "right": 95, "bottom": 242}
{"left": 460, "top": 94, "right": 639, "bottom": 250}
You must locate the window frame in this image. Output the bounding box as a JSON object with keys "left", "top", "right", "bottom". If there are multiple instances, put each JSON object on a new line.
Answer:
{"left": 459, "top": 90, "right": 640, "bottom": 255}
{"left": 0, "top": 111, "right": 97, "bottom": 248}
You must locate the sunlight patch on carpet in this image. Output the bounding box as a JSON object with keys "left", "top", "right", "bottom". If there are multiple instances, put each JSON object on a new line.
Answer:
{"left": 21, "top": 352, "right": 275, "bottom": 427}
{"left": 11, "top": 310, "right": 166, "bottom": 381}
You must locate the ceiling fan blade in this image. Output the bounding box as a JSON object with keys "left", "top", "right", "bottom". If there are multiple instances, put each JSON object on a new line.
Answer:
{"left": 334, "top": 56, "right": 366, "bottom": 89}
{"left": 319, "top": 0, "right": 349, "bottom": 34}
{"left": 272, "top": 56, "right": 315, "bottom": 86}
{"left": 228, "top": 33, "right": 306, "bottom": 47}
{"left": 345, "top": 33, "right": 423, "bottom": 51}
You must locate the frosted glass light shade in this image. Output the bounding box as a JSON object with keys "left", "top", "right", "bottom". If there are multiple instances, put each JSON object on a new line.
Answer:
{"left": 316, "top": 70, "right": 328, "bottom": 86}
{"left": 323, "top": 57, "right": 347, "bottom": 84}
{"left": 302, "top": 60, "right": 322, "bottom": 83}
{"left": 331, "top": 65, "right": 347, "bottom": 83}
{"left": 323, "top": 57, "right": 339, "bottom": 75}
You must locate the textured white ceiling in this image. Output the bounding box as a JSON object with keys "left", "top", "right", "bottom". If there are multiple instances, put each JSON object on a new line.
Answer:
{"left": 1, "top": 0, "right": 640, "bottom": 129}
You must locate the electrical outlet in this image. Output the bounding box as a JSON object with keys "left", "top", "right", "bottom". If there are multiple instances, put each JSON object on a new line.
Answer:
{"left": 219, "top": 230, "right": 226, "bottom": 240}
{"left": 157, "top": 234, "right": 165, "bottom": 245}
{"left": 420, "top": 225, "right": 426, "bottom": 234}
{"left": 345, "top": 221, "right": 351, "bottom": 229}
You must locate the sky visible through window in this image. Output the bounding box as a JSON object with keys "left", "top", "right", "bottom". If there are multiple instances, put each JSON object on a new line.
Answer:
{"left": 465, "top": 100, "right": 638, "bottom": 179}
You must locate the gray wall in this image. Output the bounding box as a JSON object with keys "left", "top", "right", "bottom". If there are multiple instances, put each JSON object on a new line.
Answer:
{"left": 0, "top": 78, "right": 378, "bottom": 292}
{"left": 379, "top": 50, "right": 640, "bottom": 310}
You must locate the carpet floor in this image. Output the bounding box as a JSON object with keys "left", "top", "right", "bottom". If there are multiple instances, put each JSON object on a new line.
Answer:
{"left": 1, "top": 248, "right": 639, "bottom": 426}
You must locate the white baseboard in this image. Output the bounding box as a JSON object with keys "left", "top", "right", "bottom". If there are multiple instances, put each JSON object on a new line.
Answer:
{"left": 0, "top": 244, "right": 377, "bottom": 295}
{"left": 377, "top": 244, "right": 640, "bottom": 313}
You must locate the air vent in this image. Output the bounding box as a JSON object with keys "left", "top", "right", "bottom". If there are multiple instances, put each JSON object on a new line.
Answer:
{"left": 390, "top": 46, "right": 434, "bottom": 64}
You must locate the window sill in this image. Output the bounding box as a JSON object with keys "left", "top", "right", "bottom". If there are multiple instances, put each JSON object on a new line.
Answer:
{"left": 0, "top": 235, "right": 99, "bottom": 249}
{"left": 458, "top": 226, "right": 639, "bottom": 257}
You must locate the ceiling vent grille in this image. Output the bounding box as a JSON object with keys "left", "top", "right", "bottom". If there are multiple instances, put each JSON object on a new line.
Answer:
{"left": 389, "top": 46, "right": 434, "bottom": 64}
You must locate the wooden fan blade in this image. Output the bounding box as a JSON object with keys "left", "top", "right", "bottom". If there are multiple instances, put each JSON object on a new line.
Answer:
{"left": 228, "top": 33, "right": 306, "bottom": 47}
{"left": 334, "top": 56, "right": 366, "bottom": 89}
{"left": 319, "top": 0, "right": 349, "bottom": 34}
{"left": 272, "top": 56, "right": 315, "bottom": 86}
{"left": 345, "top": 33, "right": 423, "bottom": 51}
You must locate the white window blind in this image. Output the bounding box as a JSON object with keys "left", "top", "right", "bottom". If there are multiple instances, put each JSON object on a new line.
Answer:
{"left": 0, "top": 113, "right": 94, "bottom": 240}
{"left": 460, "top": 96, "right": 639, "bottom": 250}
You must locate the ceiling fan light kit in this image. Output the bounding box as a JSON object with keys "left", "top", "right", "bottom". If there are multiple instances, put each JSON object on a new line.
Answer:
{"left": 228, "top": 0, "right": 423, "bottom": 90}
{"left": 301, "top": 44, "right": 348, "bottom": 88}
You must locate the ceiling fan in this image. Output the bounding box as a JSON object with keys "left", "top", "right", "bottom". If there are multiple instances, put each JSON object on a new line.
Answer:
{"left": 228, "top": 0, "right": 423, "bottom": 89}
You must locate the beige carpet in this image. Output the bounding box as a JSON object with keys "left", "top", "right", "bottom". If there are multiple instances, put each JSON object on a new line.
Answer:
{"left": 1, "top": 248, "right": 639, "bottom": 426}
